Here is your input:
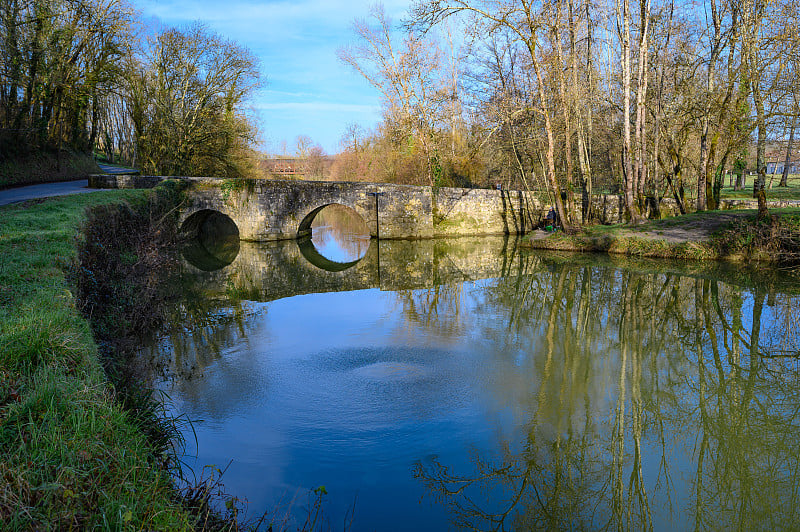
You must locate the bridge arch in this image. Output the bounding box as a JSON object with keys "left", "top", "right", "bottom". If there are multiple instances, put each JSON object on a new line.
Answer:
{"left": 180, "top": 209, "right": 241, "bottom": 271}
{"left": 180, "top": 208, "right": 239, "bottom": 238}
{"left": 296, "top": 202, "right": 373, "bottom": 239}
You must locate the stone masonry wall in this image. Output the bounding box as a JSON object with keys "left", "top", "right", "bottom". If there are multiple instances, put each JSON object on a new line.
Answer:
{"left": 88, "top": 174, "right": 164, "bottom": 189}
{"left": 181, "top": 178, "right": 436, "bottom": 241}
{"left": 434, "top": 187, "right": 545, "bottom": 236}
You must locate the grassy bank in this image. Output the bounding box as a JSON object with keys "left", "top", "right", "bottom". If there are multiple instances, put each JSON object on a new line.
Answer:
{"left": 522, "top": 209, "right": 800, "bottom": 263}
{"left": 0, "top": 190, "right": 199, "bottom": 528}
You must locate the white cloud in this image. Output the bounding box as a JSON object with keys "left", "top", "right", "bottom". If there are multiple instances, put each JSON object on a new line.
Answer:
{"left": 132, "top": 0, "right": 410, "bottom": 151}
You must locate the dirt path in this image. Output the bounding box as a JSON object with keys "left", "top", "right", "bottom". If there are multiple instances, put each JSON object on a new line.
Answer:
{"left": 620, "top": 211, "right": 755, "bottom": 243}
{"left": 525, "top": 211, "right": 760, "bottom": 248}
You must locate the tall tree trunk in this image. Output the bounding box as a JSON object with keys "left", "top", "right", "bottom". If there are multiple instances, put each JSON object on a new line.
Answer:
{"left": 554, "top": 0, "right": 575, "bottom": 225}
{"left": 576, "top": 0, "right": 595, "bottom": 223}
{"left": 742, "top": 0, "right": 769, "bottom": 219}
{"left": 529, "top": 39, "right": 573, "bottom": 232}
{"left": 754, "top": 82, "right": 770, "bottom": 219}
{"left": 738, "top": 168, "right": 746, "bottom": 190}
{"left": 698, "top": 126, "right": 709, "bottom": 211}
{"left": 667, "top": 143, "right": 687, "bottom": 214}
{"left": 620, "top": 0, "right": 641, "bottom": 222}
{"left": 780, "top": 111, "right": 796, "bottom": 187}
{"left": 634, "top": 0, "right": 652, "bottom": 211}
{"left": 697, "top": 0, "right": 726, "bottom": 212}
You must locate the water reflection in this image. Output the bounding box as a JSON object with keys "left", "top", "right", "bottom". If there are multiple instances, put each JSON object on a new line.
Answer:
{"left": 413, "top": 259, "right": 800, "bottom": 531}
{"left": 297, "top": 236, "right": 370, "bottom": 272}
{"left": 181, "top": 210, "right": 240, "bottom": 271}
{"left": 307, "top": 204, "right": 371, "bottom": 265}
{"left": 143, "top": 240, "right": 800, "bottom": 530}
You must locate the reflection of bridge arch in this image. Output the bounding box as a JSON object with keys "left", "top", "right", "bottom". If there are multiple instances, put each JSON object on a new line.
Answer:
{"left": 182, "top": 236, "right": 522, "bottom": 303}
{"left": 180, "top": 209, "right": 241, "bottom": 271}
{"left": 297, "top": 236, "right": 373, "bottom": 272}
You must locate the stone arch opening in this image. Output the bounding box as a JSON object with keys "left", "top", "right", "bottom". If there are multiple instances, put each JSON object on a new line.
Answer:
{"left": 181, "top": 209, "right": 240, "bottom": 271}
{"left": 296, "top": 203, "right": 371, "bottom": 268}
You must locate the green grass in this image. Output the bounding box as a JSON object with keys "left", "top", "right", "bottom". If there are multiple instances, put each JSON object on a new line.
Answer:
{"left": 719, "top": 173, "right": 800, "bottom": 200}
{"left": 0, "top": 191, "right": 197, "bottom": 528}
{"left": 523, "top": 208, "right": 800, "bottom": 262}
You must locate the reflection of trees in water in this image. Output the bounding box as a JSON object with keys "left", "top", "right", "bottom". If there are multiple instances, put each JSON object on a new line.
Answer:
{"left": 310, "top": 204, "right": 370, "bottom": 262}
{"left": 411, "top": 256, "right": 800, "bottom": 530}
{"left": 142, "top": 242, "right": 800, "bottom": 529}
{"left": 138, "top": 271, "right": 265, "bottom": 382}
{"left": 760, "top": 293, "right": 800, "bottom": 363}
{"left": 392, "top": 283, "right": 465, "bottom": 336}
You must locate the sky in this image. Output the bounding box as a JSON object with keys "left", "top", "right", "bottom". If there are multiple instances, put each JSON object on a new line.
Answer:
{"left": 134, "top": 0, "right": 414, "bottom": 155}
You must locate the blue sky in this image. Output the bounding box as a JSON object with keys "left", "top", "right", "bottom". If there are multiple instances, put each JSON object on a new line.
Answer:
{"left": 134, "top": 0, "right": 413, "bottom": 155}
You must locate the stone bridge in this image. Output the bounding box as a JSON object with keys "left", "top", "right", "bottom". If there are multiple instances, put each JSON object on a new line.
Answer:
{"left": 89, "top": 175, "right": 545, "bottom": 240}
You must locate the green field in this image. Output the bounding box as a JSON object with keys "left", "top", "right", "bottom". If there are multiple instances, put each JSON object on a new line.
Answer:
{"left": 719, "top": 173, "right": 800, "bottom": 200}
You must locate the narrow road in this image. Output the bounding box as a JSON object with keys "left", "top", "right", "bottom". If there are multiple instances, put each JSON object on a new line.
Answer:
{"left": 0, "top": 179, "right": 98, "bottom": 206}
{"left": 0, "top": 162, "right": 139, "bottom": 206}
{"left": 96, "top": 162, "right": 139, "bottom": 175}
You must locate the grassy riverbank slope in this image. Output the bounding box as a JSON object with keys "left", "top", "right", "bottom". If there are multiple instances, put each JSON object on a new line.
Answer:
{"left": 522, "top": 209, "right": 800, "bottom": 263}
{"left": 0, "top": 191, "right": 197, "bottom": 528}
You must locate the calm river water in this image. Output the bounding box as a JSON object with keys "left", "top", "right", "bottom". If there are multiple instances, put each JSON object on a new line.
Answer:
{"left": 142, "top": 206, "right": 800, "bottom": 531}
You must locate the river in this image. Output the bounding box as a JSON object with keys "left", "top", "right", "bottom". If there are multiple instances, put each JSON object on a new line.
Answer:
{"left": 140, "top": 205, "right": 800, "bottom": 530}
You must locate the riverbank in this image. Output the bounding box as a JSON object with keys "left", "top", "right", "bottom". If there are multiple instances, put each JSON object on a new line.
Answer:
{"left": 521, "top": 209, "right": 800, "bottom": 263}
{"left": 0, "top": 190, "right": 200, "bottom": 528}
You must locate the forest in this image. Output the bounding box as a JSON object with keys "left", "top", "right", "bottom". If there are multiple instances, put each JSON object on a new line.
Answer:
{"left": 0, "top": 0, "right": 261, "bottom": 180}
{"left": 334, "top": 0, "right": 800, "bottom": 230}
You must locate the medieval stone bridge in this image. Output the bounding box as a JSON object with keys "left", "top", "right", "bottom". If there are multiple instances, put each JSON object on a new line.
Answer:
{"left": 89, "top": 175, "right": 545, "bottom": 240}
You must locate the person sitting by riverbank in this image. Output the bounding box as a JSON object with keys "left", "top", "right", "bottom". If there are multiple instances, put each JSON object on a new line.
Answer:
{"left": 544, "top": 207, "right": 559, "bottom": 232}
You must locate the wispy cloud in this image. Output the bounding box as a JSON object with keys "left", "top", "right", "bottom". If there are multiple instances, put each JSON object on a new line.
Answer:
{"left": 133, "top": 0, "right": 409, "bottom": 152}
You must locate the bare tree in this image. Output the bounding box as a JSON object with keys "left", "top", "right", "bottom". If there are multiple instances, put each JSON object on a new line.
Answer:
{"left": 338, "top": 5, "right": 448, "bottom": 185}
{"left": 411, "top": 0, "right": 576, "bottom": 231}
{"left": 127, "top": 24, "right": 261, "bottom": 177}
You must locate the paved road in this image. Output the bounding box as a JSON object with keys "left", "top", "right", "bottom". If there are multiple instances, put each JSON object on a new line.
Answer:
{"left": 96, "top": 162, "right": 139, "bottom": 175}
{"left": 0, "top": 163, "right": 139, "bottom": 206}
{"left": 0, "top": 179, "right": 99, "bottom": 206}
